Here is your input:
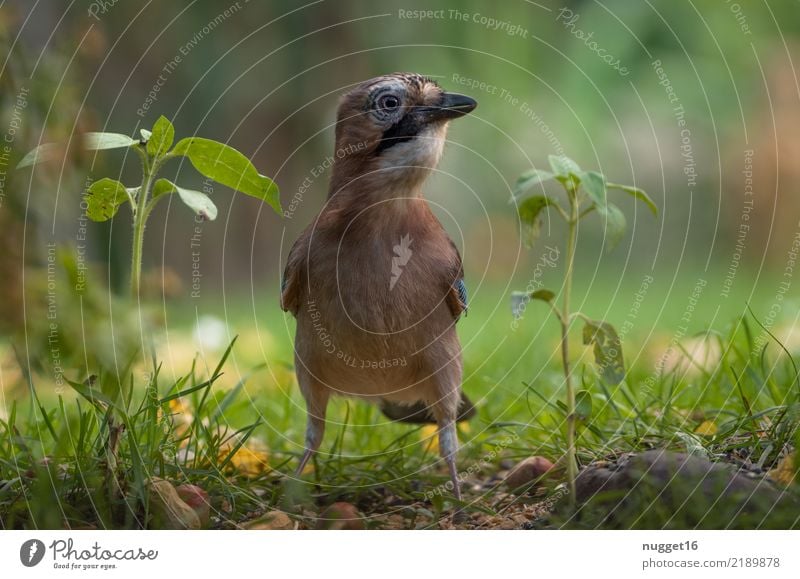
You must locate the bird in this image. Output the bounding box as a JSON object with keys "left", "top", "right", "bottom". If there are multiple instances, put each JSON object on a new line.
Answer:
{"left": 281, "top": 72, "right": 477, "bottom": 501}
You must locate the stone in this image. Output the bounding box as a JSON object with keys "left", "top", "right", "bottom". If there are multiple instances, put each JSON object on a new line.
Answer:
{"left": 505, "top": 456, "right": 555, "bottom": 491}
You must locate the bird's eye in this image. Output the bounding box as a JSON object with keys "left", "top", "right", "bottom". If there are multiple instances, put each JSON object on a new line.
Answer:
{"left": 377, "top": 94, "right": 401, "bottom": 112}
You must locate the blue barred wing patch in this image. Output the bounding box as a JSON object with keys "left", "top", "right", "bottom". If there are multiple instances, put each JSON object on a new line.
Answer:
{"left": 456, "top": 278, "right": 468, "bottom": 316}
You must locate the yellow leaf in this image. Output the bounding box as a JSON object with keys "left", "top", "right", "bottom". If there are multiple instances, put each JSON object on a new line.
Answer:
{"left": 218, "top": 440, "right": 270, "bottom": 478}
{"left": 420, "top": 425, "right": 438, "bottom": 453}
{"left": 419, "top": 423, "right": 468, "bottom": 453}
{"left": 768, "top": 452, "right": 796, "bottom": 487}
{"left": 694, "top": 420, "right": 718, "bottom": 436}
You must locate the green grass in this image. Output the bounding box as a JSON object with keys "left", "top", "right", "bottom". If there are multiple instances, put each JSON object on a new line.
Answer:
{"left": 1, "top": 275, "right": 799, "bottom": 529}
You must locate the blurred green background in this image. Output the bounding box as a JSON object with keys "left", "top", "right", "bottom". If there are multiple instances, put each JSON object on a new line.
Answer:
{"left": 1, "top": 0, "right": 799, "bottom": 397}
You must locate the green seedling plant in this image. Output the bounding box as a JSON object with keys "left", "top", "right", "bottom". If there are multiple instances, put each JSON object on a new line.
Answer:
{"left": 17, "top": 116, "right": 281, "bottom": 297}
{"left": 511, "top": 154, "right": 657, "bottom": 505}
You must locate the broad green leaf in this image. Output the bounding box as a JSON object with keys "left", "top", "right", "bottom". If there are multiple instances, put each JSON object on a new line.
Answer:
{"left": 152, "top": 178, "right": 174, "bottom": 199}
{"left": 530, "top": 289, "right": 556, "bottom": 303}
{"left": 548, "top": 154, "right": 581, "bottom": 184}
{"left": 17, "top": 133, "right": 137, "bottom": 169}
{"left": 517, "top": 194, "right": 559, "bottom": 248}
{"left": 604, "top": 203, "right": 627, "bottom": 251}
{"left": 511, "top": 288, "right": 556, "bottom": 319}
{"left": 581, "top": 171, "right": 607, "bottom": 212}
{"left": 16, "top": 143, "right": 61, "bottom": 169}
{"left": 153, "top": 178, "right": 218, "bottom": 221}
{"left": 172, "top": 137, "right": 281, "bottom": 214}
{"left": 607, "top": 182, "right": 658, "bottom": 215}
{"left": 140, "top": 128, "right": 152, "bottom": 141}
{"left": 146, "top": 116, "right": 174, "bottom": 159}
{"left": 575, "top": 390, "right": 593, "bottom": 422}
{"left": 582, "top": 319, "right": 625, "bottom": 385}
{"left": 84, "top": 178, "right": 129, "bottom": 222}
{"left": 512, "top": 168, "right": 554, "bottom": 199}
{"left": 83, "top": 132, "right": 137, "bottom": 150}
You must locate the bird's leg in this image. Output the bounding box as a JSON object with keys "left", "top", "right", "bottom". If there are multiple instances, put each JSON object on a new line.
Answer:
{"left": 438, "top": 417, "right": 462, "bottom": 502}
{"left": 295, "top": 382, "right": 329, "bottom": 476}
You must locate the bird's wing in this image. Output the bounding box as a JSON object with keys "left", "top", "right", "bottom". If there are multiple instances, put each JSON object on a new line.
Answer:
{"left": 445, "top": 239, "right": 468, "bottom": 320}
{"left": 381, "top": 238, "right": 475, "bottom": 425}
{"left": 280, "top": 228, "right": 310, "bottom": 316}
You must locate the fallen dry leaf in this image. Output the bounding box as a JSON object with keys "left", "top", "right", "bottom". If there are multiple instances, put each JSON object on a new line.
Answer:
{"left": 694, "top": 420, "right": 718, "bottom": 436}
{"left": 245, "top": 510, "right": 294, "bottom": 530}
{"left": 218, "top": 439, "right": 270, "bottom": 477}
{"left": 420, "top": 425, "right": 438, "bottom": 453}
{"left": 768, "top": 452, "right": 797, "bottom": 487}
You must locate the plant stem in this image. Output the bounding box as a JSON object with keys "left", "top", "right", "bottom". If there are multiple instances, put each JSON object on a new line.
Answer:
{"left": 561, "top": 185, "right": 580, "bottom": 506}
{"left": 131, "top": 148, "right": 154, "bottom": 299}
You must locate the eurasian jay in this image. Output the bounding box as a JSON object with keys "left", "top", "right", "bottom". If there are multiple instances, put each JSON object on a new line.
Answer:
{"left": 281, "top": 73, "right": 477, "bottom": 500}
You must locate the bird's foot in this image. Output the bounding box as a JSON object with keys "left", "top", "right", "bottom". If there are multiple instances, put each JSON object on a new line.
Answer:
{"left": 295, "top": 449, "right": 314, "bottom": 477}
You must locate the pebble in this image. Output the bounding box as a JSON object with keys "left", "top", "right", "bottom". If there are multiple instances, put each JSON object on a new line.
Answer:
{"left": 316, "top": 502, "right": 366, "bottom": 530}
{"left": 245, "top": 510, "right": 294, "bottom": 530}
{"left": 175, "top": 484, "right": 210, "bottom": 527}
{"left": 504, "top": 456, "right": 555, "bottom": 491}
{"left": 148, "top": 478, "right": 201, "bottom": 530}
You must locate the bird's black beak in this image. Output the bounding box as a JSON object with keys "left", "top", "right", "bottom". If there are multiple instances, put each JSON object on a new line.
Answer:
{"left": 423, "top": 92, "right": 477, "bottom": 122}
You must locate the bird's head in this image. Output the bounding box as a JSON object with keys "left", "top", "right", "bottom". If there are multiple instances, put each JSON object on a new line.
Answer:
{"left": 330, "top": 73, "right": 477, "bottom": 196}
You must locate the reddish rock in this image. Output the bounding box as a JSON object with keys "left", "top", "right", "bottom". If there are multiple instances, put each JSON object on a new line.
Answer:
{"left": 505, "top": 456, "right": 555, "bottom": 491}
{"left": 317, "top": 502, "right": 366, "bottom": 530}
{"left": 176, "top": 484, "right": 210, "bottom": 527}
{"left": 148, "top": 478, "right": 201, "bottom": 529}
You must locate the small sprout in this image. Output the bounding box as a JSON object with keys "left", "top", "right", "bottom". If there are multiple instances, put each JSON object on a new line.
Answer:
{"left": 18, "top": 116, "right": 281, "bottom": 297}
{"left": 509, "top": 153, "right": 657, "bottom": 505}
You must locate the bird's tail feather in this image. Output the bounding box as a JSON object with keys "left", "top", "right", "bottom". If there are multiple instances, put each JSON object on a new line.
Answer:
{"left": 379, "top": 393, "right": 476, "bottom": 424}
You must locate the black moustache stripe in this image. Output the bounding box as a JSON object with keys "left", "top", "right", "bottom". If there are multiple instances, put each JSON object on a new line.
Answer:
{"left": 376, "top": 113, "right": 421, "bottom": 153}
